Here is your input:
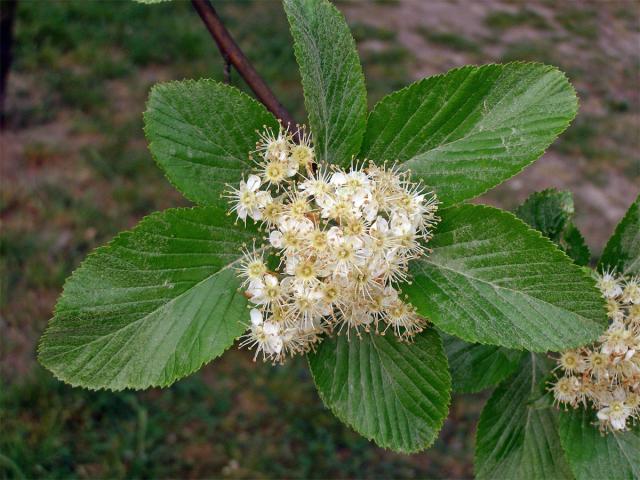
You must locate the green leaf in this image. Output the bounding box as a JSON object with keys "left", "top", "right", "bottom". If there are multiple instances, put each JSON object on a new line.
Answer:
{"left": 308, "top": 328, "right": 451, "bottom": 453}
{"left": 284, "top": 0, "right": 367, "bottom": 166}
{"left": 441, "top": 332, "right": 524, "bottom": 393}
{"left": 361, "top": 63, "right": 577, "bottom": 207}
{"left": 144, "top": 79, "right": 278, "bottom": 206}
{"left": 475, "top": 354, "right": 573, "bottom": 480}
{"left": 38, "top": 207, "right": 258, "bottom": 391}
{"left": 515, "top": 188, "right": 575, "bottom": 242}
{"left": 405, "top": 204, "right": 606, "bottom": 351}
{"left": 515, "top": 189, "right": 591, "bottom": 266}
{"left": 562, "top": 222, "right": 590, "bottom": 266}
{"left": 599, "top": 194, "right": 640, "bottom": 276}
{"left": 558, "top": 408, "right": 640, "bottom": 480}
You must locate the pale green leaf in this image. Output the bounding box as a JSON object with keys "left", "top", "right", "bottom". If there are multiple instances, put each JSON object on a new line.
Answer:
{"left": 308, "top": 328, "right": 451, "bottom": 453}
{"left": 144, "top": 79, "right": 278, "bottom": 206}
{"left": 405, "top": 204, "right": 606, "bottom": 351}
{"left": 441, "top": 332, "right": 524, "bottom": 393}
{"left": 599, "top": 194, "right": 640, "bottom": 276}
{"left": 475, "top": 354, "right": 573, "bottom": 480}
{"left": 284, "top": 0, "right": 367, "bottom": 166}
{"left": 558, "top": 408, "right": 640, "bottom": 480}
{"left": 361, "top": 63, "right": 577, "bottom": 207}
{"left": 38, "top": 207, "right": 258, "bottom": 390}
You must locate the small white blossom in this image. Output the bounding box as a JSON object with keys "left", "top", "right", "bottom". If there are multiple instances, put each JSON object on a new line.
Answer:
{"left": 552, "top": 270, "right": 640, "bottom": 432}
{"left": 230, "top": 125, "right": 439, "bottom": 363}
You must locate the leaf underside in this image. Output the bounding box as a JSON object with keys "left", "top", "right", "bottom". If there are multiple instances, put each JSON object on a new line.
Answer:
{"left": 441, "top": 332, "right": 524, "bottom": 393}
{"left": 39, "top": 207, "right": 257, "bottom": 390}
{"left": 308, "top": 328, "right": 451, "bottom": 453}
{"left": 361, "top": 62, "right": 578, "bottom": 207}
{"left": 598, "top": 194, "right": 640, "bottom": 276}
{"left": 558, "top": 408, "right": 640, "bottom": 480}
{"left": 284, "top": 0, "right": 367, "bottom": 166}
{"left": 144, "top": 79, "right": 278, "bottom": 207}
{"left": 475, "top": 354, "right": 573, "bottom": 480}
{"left": 405, "top": 204, "right": 606, "bottom": 351}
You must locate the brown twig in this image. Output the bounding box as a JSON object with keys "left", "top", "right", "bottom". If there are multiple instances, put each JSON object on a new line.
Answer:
{"left": 191, "top": 0, "right": 297, "bottom": 132}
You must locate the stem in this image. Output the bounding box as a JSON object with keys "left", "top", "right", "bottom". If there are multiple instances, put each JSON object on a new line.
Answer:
{"left": 191, "top": 0, "right": 297, "bottom": 131}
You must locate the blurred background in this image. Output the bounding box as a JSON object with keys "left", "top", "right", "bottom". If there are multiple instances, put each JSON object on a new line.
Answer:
{"left": 1, "top": 0, "right": 638, "bottom": 478}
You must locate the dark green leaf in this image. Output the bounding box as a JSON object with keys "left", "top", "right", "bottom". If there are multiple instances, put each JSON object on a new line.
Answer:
{"left": 441, "top": 332, "right": 524, "bottom": 393}
{"left": 405, "top": 204, "right": 607, "bottom": 351}
{"left": 361, "top": 63, "right": 577, "bottom": 207}
{"left": 39, "top": 207, "right": 257, "bottom": 390}
{"left": 515, "top": 188, "right": 574, "bottom": 242}
{"left": 558, "top": 408, "right": 640, "bottom": 480}
{"left": 515, "top": 189, "right": 591, "bottom": 266}
{"left": 308, "top": 328, "right": 451, "bottom": 453}
{"left": 284, "top": 0, "right": 367, "bottom": 166}
{"left": 144, "top": 79, "right": 278, "bottom": 206}
{"left": 599, "top": 194, "right": 640, "bottom": 276}
{"left": 562, "top": 222, "right": 590, "bottom": 266}
{"left": 475, "top": 354, "right": 573, "bottom": 479}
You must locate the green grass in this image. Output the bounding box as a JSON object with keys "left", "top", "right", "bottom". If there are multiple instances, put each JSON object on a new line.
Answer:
{"left": 556, "top": 8, "right": 599, "bottom": 39}
{"left": 485, "top": 8, "right": 550, "bottom": 31}
{"left": 417, "top": 28, "right": 481, "bottom": 54}
{"left": 351, "top": 22, "right": 397, "bottom": 42}
{"left": 1, "top": 359, "right": 464, "bottom": 479}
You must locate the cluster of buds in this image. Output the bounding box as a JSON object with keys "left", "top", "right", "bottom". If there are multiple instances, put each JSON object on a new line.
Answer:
{"left": 226, "top": 125, "right": 439, "bottom": 363}
{"left": 552, "top": 270, "right": 640, "bottom": 432}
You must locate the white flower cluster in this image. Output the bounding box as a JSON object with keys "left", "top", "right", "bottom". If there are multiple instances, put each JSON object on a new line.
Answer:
{"left": 552, "top": 270, "right": 640, "bottom": 432}
{"left": 227, "top": 125, "right": 439, "bottom": 363}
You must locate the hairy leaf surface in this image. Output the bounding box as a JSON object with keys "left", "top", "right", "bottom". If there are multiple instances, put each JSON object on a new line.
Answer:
{"left": 441, "top": 332, "right": 524, "bottom": 393}
{"left": 308, "top": 328, "right": 451, "bottom": 453}
{"left": 515, "top": 189, "right": 575, "bottom": 242}
{"left": 361, "top": 63, "right": 577, "bottom": 206}
{"left": 39, "top": 207, "right": 257, "bottom": 390}
{"left": 405, "top": 204, "right": 606, "bottom": 351}
{"left": 515, "top": 189, "right": 590, "bottom": 266}
{"left": 599, "top": 194, "right": 640, "bottom": 276}
{"left": 475, "top": 355, "right": 572, "bottom": 480}
{"left": 284, "top": 0, "right": 367, "bottom": 166}
{"left": 558, "top": 408, "right": 640, "bottom": 480}
{"left": 144, "top": 79, "right": 278, "bottom": 206}
{"left": 562, "top": 222, "right": 591, "bottom": 266}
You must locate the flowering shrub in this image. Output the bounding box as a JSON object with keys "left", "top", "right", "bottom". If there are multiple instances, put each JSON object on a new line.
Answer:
{"left": 37, "top": 0, "right": 638, "bottom": 474}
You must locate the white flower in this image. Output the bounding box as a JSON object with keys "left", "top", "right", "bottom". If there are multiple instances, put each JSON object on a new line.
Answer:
{"left": 227, "top": 174, "right": 267, "bottom": 221}
{"left": 553, "top": 271, "right": 640, "bottom": 433}
{"left": 230, "top": 127, "right": 439, "bottom": 363}
{"left": 247, "top": 274, "right": 285, "bottom": 307}
{"left": 598, "top": 270, "right": 623, "bottom": 298}
{"left": 552, "top": 376, "right": 580, "bottom": 406}
{"left": 240, "top": 309, "right": 284, "bottom": 361}
{"left": 622, "top": 277, "right": 640, "bottom": 305}
{"left": 597, "top": 400, "right": 632, "bottom": 431}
